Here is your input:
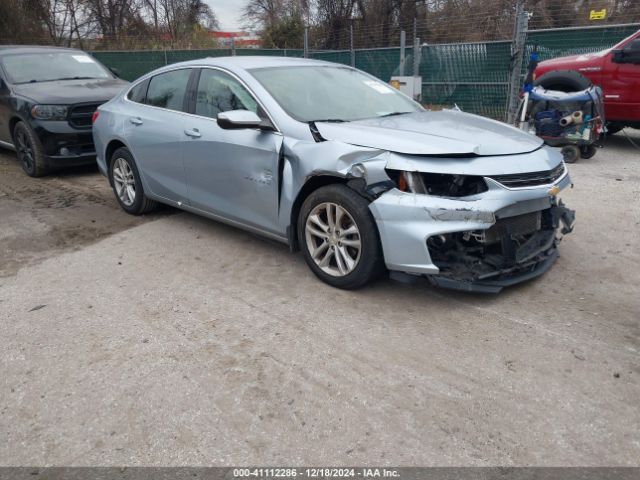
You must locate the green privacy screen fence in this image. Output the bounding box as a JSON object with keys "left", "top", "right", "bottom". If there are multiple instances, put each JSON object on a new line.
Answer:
{"left": 91, "top": 48, "right": 305, "bottom": 82}
{"left": 91, "top": 23, "right": 639, "bottom": 121}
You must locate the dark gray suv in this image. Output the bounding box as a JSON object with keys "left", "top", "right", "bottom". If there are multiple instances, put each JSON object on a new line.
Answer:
{"left": 0, "top": 46, "right": 128, "bottom": 176}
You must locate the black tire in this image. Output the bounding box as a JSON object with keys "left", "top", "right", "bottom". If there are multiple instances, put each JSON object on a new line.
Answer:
{"left": 108, "top": 147, "right": 157, "bottom": 215}
{"left": 534, "top": 70, "right": 592, "bottom": 92}
{"left": 561, "top": 145, "right": 580, "bottom": 164}
{"left": 13, "top": 121, "right": 48, "bottom": 177}
{"left": 298, "top": 184, "right": 384, "bottom": 289}
{"left": 580, "top": 145, "right": 597, "bottom": 159}
{"left": 605, "top": 123, "right": 624, "bottom": 136}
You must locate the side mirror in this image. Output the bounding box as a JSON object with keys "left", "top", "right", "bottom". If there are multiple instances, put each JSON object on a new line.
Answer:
{"left": 612, "top": 49, "right": 624, "bottom": 63}
{"left": 217, "top": 110, "right": 263, "bottom": 129}
{"left": 613, "top": 39, "right": 640, "bottom": 64}
{"left": 626, "top": 38, "right": 640, "bottom": 52}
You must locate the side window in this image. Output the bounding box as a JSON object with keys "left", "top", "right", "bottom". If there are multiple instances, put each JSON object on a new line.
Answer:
{"left": 146, "top": 69, "right": 191, "bottom": 112}
{"left": 127, "top": 80, "right": 147, "bottom": 103}
{"left": 195, "top": 69, "right": 258, "bottom": 119}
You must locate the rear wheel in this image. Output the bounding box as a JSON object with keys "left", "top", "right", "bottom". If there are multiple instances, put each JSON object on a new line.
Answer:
{"left": 298, "top": 184, "right": 384, "bottom": 289}
{"left": 13, "top": 121, "right": 48, "bottom": 177}
{"left": 109, "top": 147, "right": 157, "bottom": 215}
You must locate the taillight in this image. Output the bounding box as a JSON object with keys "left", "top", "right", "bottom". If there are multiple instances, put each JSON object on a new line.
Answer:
{"left": 91, "top": 110, "right": 100, "bottom": 124}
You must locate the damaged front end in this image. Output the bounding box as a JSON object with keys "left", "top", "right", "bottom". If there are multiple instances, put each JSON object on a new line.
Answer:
{"left": 366, "top": 147, "right": 576, "bottom": 293}
{"left": 426, "top": 200, "right": 575, "bottom": 293}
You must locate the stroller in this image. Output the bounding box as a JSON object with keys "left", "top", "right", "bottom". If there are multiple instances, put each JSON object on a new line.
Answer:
{"left": 516, "top": 85, "right": 605, "bottom": 163}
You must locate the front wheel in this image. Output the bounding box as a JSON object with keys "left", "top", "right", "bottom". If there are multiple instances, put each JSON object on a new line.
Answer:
{"left": 108, "top": 147, "right": 157, "bottom": 215}
{"left": 13, "top": 121, "right": 48, "bottom": 177}
{"left": 298, "top": 184, "right": 384, "bottom": 289}
{"left": 605, "top": 123, "right": 624, "bottom": 136}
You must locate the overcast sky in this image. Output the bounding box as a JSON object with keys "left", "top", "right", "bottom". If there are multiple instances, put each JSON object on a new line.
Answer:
{"left": 205, "top": 0, "right": 246, "bottom": 31}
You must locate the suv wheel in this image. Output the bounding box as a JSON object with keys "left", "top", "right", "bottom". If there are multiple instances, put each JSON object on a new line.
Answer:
{"left": 109, "top": 147, "right": 157, "bottom": 215}
{"left": 14, "top": 122, "right": 48, "bottom": 177}
{"left": 298, "top": 184, "right": 384, "bottom": 289}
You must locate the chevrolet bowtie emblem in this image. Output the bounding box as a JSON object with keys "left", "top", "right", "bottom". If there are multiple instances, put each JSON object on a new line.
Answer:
{"left": 548, "top": 185, "right": 560, "bottom": 196}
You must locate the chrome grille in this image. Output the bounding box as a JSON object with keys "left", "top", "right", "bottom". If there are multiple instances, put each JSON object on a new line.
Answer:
{"left": 68, "top": 103, "right": 102, "bottom": 128}
{"left": 490, "top": 163, "right": 565, "bottom": 188}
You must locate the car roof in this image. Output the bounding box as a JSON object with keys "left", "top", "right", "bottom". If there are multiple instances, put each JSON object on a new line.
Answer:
{"left": 0, "top": 45, "right": 84, "bottom": 56}
{"left": 167, "top": 55, "right": 344, "bottom": 71}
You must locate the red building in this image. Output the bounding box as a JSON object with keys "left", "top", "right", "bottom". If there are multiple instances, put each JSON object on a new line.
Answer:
{"left": 209, "top": 31, "right": 261, "bottom": 48}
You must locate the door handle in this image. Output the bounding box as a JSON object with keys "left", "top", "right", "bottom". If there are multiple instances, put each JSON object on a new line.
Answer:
{"left": 184, "top": 128, "right": 201, "bottom": 138}
{"left": 129, "top": 117, "right": 143, "bottom": 126}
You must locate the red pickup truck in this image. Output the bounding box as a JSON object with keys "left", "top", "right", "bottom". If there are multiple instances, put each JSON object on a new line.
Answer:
{"left": 534, "top": 29, "right": 640, "bottom": 134}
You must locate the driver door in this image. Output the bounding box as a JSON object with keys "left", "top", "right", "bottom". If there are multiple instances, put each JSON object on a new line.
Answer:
{"left": 182, "top": 68, "right": 283, "bottom": 236}
{"left": 603, "top": 38, "right": 640, "bottom": 121}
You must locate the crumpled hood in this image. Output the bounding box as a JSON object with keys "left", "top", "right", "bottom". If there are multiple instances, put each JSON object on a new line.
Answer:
{"left": 12, "top": 78, "right": 129, "bottom": 104}
{"left": 315, "top": 110, "right": 543, "bottom": 156}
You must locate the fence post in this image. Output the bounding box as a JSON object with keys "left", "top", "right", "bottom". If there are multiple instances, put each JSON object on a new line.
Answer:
{"left": 163, "top": 49, "right": 168, "bottom": 66}
{"left": 399, "top": 30, "right": 406, "bottom": 76}
{"left": 231, "top": 37, "right": 236, "bottom": 56}
{"left": 506, "top": 1, "right": 528, "bottom": 124}
{"left": 304, "top": 27, "right": 309, "bottom": 58}
{"left": 412, "top": 19, "right": 421, "bottom": 77}
{"left": 350, "top": 23, "right": 355, "bottom": 67}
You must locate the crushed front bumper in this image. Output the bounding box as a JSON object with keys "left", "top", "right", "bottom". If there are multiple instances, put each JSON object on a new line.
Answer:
{"left": 369, "top": 173, "right": 575, "bottom": 293}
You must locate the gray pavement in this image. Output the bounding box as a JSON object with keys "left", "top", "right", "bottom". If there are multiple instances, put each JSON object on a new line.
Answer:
{"left": 0, "top": 132, "right": 639, "bottom": 466}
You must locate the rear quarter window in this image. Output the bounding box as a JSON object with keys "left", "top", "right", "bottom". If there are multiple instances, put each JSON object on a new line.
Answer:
{"left": 127, "top": 80, "right": 148, "bottom": 103}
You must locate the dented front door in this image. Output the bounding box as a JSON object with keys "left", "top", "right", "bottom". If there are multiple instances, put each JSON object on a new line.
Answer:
{"left": 183, "top": 122, "right": 282, "bottom": 234}
{"left": 182, "top": 67, "right": 284, "bottom": 235}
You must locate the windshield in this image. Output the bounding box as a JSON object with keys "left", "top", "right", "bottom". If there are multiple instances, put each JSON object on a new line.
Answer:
{"left": 1, "top": 52, "right": 111, "bottom": 84}
{"left": 249, "top": 66, "right": 421, "bottom": 122}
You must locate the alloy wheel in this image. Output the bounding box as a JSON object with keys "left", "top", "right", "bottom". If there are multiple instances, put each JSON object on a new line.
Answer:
{"left": 305, "top": 202, "right": 362, "bottom": 277}
{"left": 15, "top": 129, "right": 34, "bottom": 173}
{"left": 112, "top": 157, "right": 136, "bottom": 206}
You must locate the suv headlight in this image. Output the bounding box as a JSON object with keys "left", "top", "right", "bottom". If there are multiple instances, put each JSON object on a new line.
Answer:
{"left": 388, "top": 170, "right": 488, "bottom": 197}
{"left": 31, "top": 105, "right": 69, "bottom": 120}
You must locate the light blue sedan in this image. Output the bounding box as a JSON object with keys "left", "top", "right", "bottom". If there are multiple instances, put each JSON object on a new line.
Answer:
{"left": 92, "top": 57, "right": 575, "bottom": 292}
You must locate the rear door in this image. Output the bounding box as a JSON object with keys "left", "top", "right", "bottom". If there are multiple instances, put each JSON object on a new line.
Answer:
{"left": 123, "top": 68, "right": 194, "bottom": 205}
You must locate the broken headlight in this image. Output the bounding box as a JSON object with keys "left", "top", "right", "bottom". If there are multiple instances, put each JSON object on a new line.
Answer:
{"left": 387, "top": 170, "right": 488, "bottom": 197}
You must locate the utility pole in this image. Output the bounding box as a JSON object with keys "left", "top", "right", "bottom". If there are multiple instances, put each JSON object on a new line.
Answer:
{"left": 350, "top": 22, "right": 355, "bottom": 67}
{"left": 399, "top": 30, "right": 406, "bottom": 76}
{"left": 412, "top": 18, "right": 420, "bottom": 78}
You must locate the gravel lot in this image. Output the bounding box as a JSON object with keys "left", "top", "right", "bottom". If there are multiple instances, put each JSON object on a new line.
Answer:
{"left": 0, "top": 132, "right": 639, "bottom": 466}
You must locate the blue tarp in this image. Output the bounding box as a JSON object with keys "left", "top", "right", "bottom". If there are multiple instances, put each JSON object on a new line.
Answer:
{"left": 528, "top": 85, "right": 602, "bottom": 103}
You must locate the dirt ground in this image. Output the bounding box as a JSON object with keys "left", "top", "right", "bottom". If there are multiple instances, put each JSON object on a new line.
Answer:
{"left": 0, "top": 156, "right": 169, "bottom": 278}
{"left": 0, "top": 132, "right": 639, "bottom": 466}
